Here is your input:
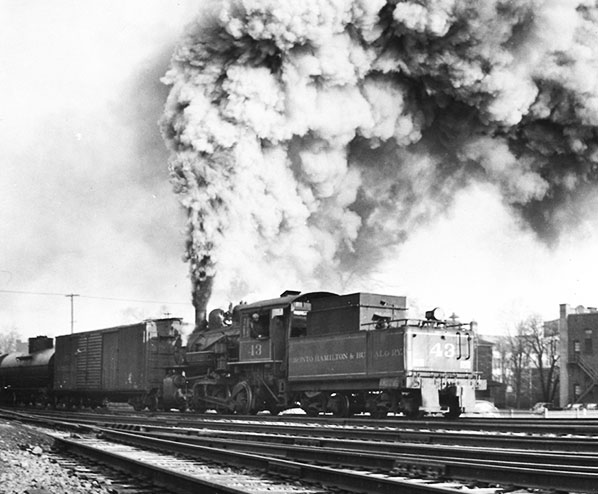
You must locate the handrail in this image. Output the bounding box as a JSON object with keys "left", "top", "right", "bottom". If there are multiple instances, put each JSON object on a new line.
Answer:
{"left": 465, "top": 333, "right": 472, "bottom": 360}
{"left": 361, "top": 318, "right": 474, "bottom": 330}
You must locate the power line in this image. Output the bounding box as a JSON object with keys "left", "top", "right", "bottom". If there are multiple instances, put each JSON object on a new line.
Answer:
{"left": 80, "top": 294, "right": 191, "bottom": 305}
{"left": 0, "top": 288, "right": 67, "bottom": 297}
{"left": 0, "top": 289, "right": 191, "bottom": 306}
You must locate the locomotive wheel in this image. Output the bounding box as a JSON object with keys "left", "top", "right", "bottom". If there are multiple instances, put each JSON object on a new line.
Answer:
{"left": 205, "top": 385, "right": 231, "bottom": 414}
{"left": 147, "top": 394, "right": 159, "bottom": 412}
{"left": 443, "top": 395, "right": 462, "bottom": 419}
{"left": 401, "top": 394, "right": 422, "bottom": 419}
{"left": 132, "top": 399, "right": 144, "bottom": 412}
{"left": 367, "top": 392, "right": 390, "bottom": 419}
{"left": 444, "top": 406, "right": 461, "bottom": 419}
{"left": 191, "top": 384, "right": 208, "bottom": 413}
{"left": 231, "top": 381, "right": 256, "bottom": 415}
{"left": 300, "top": 392, "right": 326, "bottom": 417}
{"left": 328, "top": 393, "right": 351, "bottom": 418}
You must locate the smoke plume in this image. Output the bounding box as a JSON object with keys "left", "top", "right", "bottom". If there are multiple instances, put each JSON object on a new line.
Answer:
{"left": 160, "top": 0, "right": 598, "bottom": 310}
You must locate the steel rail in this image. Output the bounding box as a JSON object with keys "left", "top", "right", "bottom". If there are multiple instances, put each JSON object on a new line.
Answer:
{"left": 102, "top": 428, "right": 598, "bottom": 494}
{"left": 107, "top": 420, "right": 598, "bottom": 453}
{"left": 10, "top": 406, "right": 598, "bottom": 435}
{"left": 144, "top": 428, "right": 598, "bottom": 468}
{"left": 0, "top": 408, "right": 489, "bottom": 494}
{"left": 10, "top": 406, "right": 598, "bottom": 436}
{"left": 4, "top": 408, "right": 598, "bottom": 453}
{"left": 6, "top": 407, "right": 598, "bottom": 493}
{"left": 57, "top": 430, "right": 474, "bottom": 494}
{"left": 53, "top": 435, "right": 269, "bottom": 494}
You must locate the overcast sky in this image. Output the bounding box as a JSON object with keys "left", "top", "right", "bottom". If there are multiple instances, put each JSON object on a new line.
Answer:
{"left": 1, "top": 1, "right": 597, "bottom": 341}
{"left": 0, "top": 1, "right": 199, "bottom": 337}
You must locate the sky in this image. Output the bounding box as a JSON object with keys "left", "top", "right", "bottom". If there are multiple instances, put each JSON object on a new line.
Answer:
{"left": 0, "top": 1, "right": 199, "bottom": 337}
{"left": 1, "top": 1, "right": 597, "bottom": 341}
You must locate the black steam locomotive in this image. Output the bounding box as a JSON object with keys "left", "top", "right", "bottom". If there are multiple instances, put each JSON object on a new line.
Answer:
{"left": 0, "top": 291, "right": 486, "bottom": 418}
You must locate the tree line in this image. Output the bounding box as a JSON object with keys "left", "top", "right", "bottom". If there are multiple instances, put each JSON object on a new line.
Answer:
{"left": 0, "top": 328, "right": 21, "bottom": 354}
{"left": 493, "top": 315, "right": 560, "bottom": 408}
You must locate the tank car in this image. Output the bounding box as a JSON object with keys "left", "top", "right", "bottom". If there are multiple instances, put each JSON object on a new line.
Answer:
{"left": 0, "top": 336, "right": 54, "bottom": 405}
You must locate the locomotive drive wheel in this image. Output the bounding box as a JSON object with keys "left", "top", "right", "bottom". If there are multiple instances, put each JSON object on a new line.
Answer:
{"left": 231, "top": 381, "right": 256, "bottom": 415}
{"left": 207, "top": 385, "right": 231, "bottom": 414}
{"left": 192, "top": 384, "right": 230, "bottom": 414}
{"left": 191, "top": 384, "right": 208, "bottom": 413}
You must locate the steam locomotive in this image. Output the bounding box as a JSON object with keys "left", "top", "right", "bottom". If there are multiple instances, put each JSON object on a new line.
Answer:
{"left": 0, "top": 290, "right": 486, "bottom": 418}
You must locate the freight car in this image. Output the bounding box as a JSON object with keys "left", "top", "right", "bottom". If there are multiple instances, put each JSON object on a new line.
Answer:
{"left": 52, "top": 318, "right": 183, "bottom": 410}
{"left": 0, "top": 318, "right": 183, "bottom": 410}
{"left": 168, "top": 291, "right": 486, "bottom": 418}
{"left": 0, "top": 336, "right": 54, "bottom": 406}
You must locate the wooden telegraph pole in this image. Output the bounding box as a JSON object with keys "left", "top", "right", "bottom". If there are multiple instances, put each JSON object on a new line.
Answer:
{"left": 65, "top": 293, "right": 79, "bottom": 334}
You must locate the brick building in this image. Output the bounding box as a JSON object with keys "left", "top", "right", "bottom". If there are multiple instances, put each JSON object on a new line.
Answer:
{"left": 559, "top": 304, "right": 598, "bottom": 406}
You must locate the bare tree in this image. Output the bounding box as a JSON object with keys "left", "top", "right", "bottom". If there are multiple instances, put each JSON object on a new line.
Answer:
{"left": 493, "top": 336, "right": 512, "bottom": 407}
{"left": 506, "top": 322, "right": 533, "bottom": 409}
{"left": 501, "top": 316, "right": 560, "bottom": 408}
{"left": 0, "top": 327, "right": 21, "bottom": 353}
{"left": 523, "top": 315, "right": 560, "bottom": 403}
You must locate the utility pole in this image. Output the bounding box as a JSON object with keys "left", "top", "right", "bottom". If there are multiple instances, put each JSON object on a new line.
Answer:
{"left": 65, "top": 293, "right": 79, "bottom": 334}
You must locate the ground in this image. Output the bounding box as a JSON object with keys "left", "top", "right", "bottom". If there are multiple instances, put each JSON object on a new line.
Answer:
{"left": 0, "top": 419, "right": 114, "bottom": 494}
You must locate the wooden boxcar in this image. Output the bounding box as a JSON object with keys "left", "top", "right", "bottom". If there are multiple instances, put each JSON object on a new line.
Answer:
{"left": 53, "top": 318, "right": 182, "bottom": 410}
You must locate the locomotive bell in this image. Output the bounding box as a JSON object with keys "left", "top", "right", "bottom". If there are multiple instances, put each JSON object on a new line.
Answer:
{"left": 208, "top": 308, "right": 226, "bottom": 329}
{"left": 425, "top": 307, "right": 445, "bottom": 321}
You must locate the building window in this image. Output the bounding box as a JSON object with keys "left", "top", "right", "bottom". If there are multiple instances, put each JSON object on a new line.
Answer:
{"left": 574, "top": 384, "right": 581, "bottom": 398}
{"left": 585, "top": 329, "right": 593, "bottom": 354}
{"left": 574, "top": 340, "right": 581, "bottom": 354}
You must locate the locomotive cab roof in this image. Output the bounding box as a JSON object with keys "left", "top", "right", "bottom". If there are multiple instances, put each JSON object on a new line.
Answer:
{"left": 236, "top": 291, "right": 338, "bottom": 313}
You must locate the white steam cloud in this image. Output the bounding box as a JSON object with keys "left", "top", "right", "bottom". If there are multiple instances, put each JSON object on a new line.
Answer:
{"left": 160, "top": 0, "right": 598, "bottom": 310}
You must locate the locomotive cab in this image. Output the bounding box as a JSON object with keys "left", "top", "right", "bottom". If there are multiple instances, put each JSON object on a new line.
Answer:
{"left": 228, "top": 291, "right": 337, "bottom": 414}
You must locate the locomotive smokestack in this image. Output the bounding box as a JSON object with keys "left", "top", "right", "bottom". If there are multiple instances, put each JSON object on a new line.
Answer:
{"left": 192, "top": 274, "right": 214, "bottom": 331}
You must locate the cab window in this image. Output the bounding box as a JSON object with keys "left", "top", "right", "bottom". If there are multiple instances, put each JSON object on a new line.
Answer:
{"left": 290, "top": 302, "right": 309, "bottom": 337}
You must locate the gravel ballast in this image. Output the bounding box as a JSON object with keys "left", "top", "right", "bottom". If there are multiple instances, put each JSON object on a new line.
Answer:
{"left": 0, "top": 419, "right": 115, "bottom": 494}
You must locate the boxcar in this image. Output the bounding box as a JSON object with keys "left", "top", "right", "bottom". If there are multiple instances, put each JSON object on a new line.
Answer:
{"left": 53, "top": 318, "right": 182, "bottom": 410}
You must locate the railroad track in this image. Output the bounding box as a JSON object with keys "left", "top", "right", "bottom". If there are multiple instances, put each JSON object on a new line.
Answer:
{"left": 3, "top": 407, "right": 598, "bottom": 493}
{"left": 10, "top": 408, "right": 598, "bottom": 453}
{"left": 45, "top": 449, "right": 170, "bottom": 494}
{"left": 98, "top": 427, "right": 598, "bottom": 493}
{"left": 12, "top": 405, "right": 598, "bottom": 436}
